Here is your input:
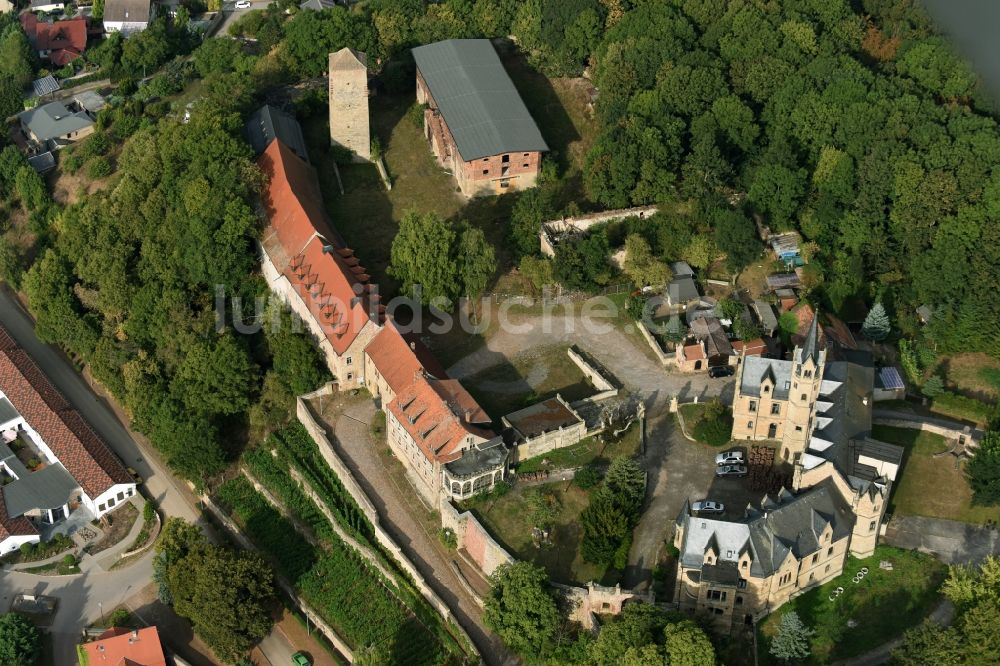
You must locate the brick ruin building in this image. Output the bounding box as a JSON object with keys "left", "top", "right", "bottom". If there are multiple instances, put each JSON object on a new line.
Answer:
{"left": 412, "top": 39, "right": 548, "bottom": 197}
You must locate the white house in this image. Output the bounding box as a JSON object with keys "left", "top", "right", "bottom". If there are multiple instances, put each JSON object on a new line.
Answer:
{"left": 0, "top": 327, "right": 135, "bottom": 554}
{"left": 102, "top": 0, "right": 152, "bottom": 34}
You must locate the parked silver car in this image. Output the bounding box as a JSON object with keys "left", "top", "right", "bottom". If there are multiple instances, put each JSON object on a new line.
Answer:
{"left": 715, "top": 449, "right": 745, "bottom": 466}
{"left": 716, "top": 464, "right": 748, "bottom": 478}
{"left": 691, "top": 500, "right": 725, "bottom": 515}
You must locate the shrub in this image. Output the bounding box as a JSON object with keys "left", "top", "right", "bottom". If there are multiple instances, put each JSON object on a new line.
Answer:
{"left": 108, "top": 608, "right": 132, "bottom": 627}
{"left": 19, "top": 542, "right": 33, "bottom": 556}
{"left": 574, "top": 464, "right": 601, "bottom": 489}
{"left": 86, "top": 156, "right": 112, "bottom": 179}
{"left": 437, "top": 527, "right": 457, "bottom": 550}
{"left": 921, "top": 375, "right": 944, "bottom": 398}
{"left": 62, "top": 152, "right": 83, "bottom": 174}
{"left": 932, "top": 391, "right": 993, "bottom": 425}
{"left": 61, "top": 553, "right": 76, "bottom": 567}
{"left": 143, "top": 500, "right": 155, "bottom": 522}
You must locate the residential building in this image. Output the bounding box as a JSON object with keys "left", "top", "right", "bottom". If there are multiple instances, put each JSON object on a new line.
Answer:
{"left": 103, "top": 0, "right": 152, "bottom": 34}
{"left": 29, "top": 0, "right": 64, "bottom": 12}
{"left": 690, "top": 317, "right": 733, "bottom": 367}
{"left": 246, "top": 104, "right": 309, "bottom": 161}
{"left": 675, "top": 340, "right": 707, "bottom": 373}
{"left": 502, "top": 395, "right": 586, "bottom": 463}
{"left": 731, "top": 338, "right": 767, "bottom": 357}
{"left": 412, "top": 39, "right": 548, "bottom": 197}
{"left": 0, "top": 326, "right": 136, "bottom": 554}
{"left": 665, "top": 274, "right": 700, "bottom": 308}
{"left": 20, "top": 14, "right": 92, "bottom": 67}
{"left": 73, "top": 90, "right": 107, "bottom": 114}
{"left": 673, "top": 480, "right": 854, "bottom": 631}
{"left": 363, "top": 321, "right": 444, "bottom": 406}
{"left": 18, "top": 100, "right": 95, "bottom": 150}
{"left": 257, "top": 138, "right": 382, "bottom": 389}
{"left": 328, "top": 48, "right": 370, "bottom": 161}
{"left": 752, "top": 300, "right": 779, "bottom": 337}
{"left": 78, "top": 626, "right": 167, "bottom": 666}
{"left": 676, "top": 318, "right": 903, "bottom": 631}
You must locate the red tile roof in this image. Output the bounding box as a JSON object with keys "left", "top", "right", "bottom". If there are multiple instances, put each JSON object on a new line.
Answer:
{"left": 0, "top": 326, "right": 132, "bottom": 499}
{"left": 20, "top": 15, "right": 88, "bottom": 65}
{"left": 258, "top": 139, "right": 381, "bottom": 355}
{"left": 81, "top": 627, "right": 167, "bottom": 666}
{"left": 681, "top": 343, "right": 706, "bottom": 361}
{"left": 364, "top": 322, "right": 446, "bottom": 392}
{"left": 388, "top": 372, "right": 493, "bottom": 464}
{"left": 732, "top": 338, "right": 767, "bottom": 356}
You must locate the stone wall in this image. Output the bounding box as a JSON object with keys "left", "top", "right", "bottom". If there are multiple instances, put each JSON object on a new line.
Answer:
{"left": 329, "top": 50, "right": 370, "bottom": 161}
{"left": 295, "top": 398, "right": 480, "bottom": 657}
{"left": 567, "top": 347, "right": 617, "bottom": 400}
{"left": 552, "top": 582, "right": 657, "bottom": 632}
{"left": 439, "top": 498, "right": 514, "bottom": 577}
{"left": 201, "top": 495, "right": 355, "bottom": 662}
{"left": 540, "top": 205, "right": 660, "bottom": 256}
{"left": 513, "top": 419, "right": 589, "bottom": 464}
{"left": 872, "top": 416, "right": 981, "bottom": 446}
{"left": 636, "top": 320, "right": 673, "bottom": 366}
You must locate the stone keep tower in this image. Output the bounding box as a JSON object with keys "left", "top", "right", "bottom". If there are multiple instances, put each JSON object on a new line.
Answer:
{"left": 780, "top": 316, "right": 825, "bottom": 463}
{"left": 328, "top": 48, "right": 370, "bottom": 161}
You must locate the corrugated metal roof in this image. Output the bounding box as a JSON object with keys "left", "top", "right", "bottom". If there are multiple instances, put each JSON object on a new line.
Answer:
{"left": 412, "top": 39, "right": 548, "bottom": 161}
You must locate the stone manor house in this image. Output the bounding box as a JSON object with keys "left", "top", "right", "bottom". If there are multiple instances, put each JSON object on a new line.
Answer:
{"left": 674, "top": 317, "right": 904, "bottom": 631}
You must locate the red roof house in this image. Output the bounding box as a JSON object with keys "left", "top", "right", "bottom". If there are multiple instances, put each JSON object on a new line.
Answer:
{"left": 79, "top": 627, "right": 167, "bottom": 666}
{"left": 20, "top": 15, "right": 91, "bottom": 67}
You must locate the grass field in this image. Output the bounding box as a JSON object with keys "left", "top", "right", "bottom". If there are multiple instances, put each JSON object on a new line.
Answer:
{"left": 875, "top": 425, "right": 1000, "bottom": 523}
{"left": 515, "top": 421, "right": 642, "bottom": 474}
{"left": 460, "top": 344, "right": 594, "bottom": 418}
{"left": 934, "top": 353, "right": 1000, "bottom": 402}
{"left": 757, "top": 546, "right": 945, "bottom": 664}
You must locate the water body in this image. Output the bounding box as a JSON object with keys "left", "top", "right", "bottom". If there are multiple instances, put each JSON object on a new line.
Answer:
{"left": 922, "top": 0, "right": 1000, "bottom": 102}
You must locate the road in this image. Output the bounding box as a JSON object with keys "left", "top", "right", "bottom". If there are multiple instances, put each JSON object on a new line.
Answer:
{"left": 0, "top": 288, "right": 309, "bottom": 665}
{"left": 215, "top": 0, "right": 270, "bottom": 37}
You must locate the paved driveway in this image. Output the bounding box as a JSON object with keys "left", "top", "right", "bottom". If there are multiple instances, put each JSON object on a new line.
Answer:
{"left": 312, "top": 396, "right": 516, "bottom": 665}
{"left": 445, "top": 313, "right": 735, "bottom": 412}
{"left": 885, "top": 515, "right": 1000, "bottom": 564}
{"left": 623, "top": 413, "right": 719, "bottom": 591}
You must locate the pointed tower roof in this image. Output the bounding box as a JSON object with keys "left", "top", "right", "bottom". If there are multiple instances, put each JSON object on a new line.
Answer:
{"left": 800, "top": 312, "right": 820, "bottom": 364}
{"left": 676, "top": 498, "right": 691, "bottom": 526}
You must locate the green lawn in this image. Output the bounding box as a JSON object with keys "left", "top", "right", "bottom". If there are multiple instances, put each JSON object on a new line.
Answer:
{"left": 757, "top": 546, "right": 945, "bottom": 664}
{"left": 515, "top": 421, "right": 642, "bottom": 474}
{"left": 679, "top": 401, "right": 733, "bottom": 446}
{"left": 875, "top": 425, "right": 1000, "bottom": 523}
{"left": 460, "top": 480, "right": 609, "bottom": 586}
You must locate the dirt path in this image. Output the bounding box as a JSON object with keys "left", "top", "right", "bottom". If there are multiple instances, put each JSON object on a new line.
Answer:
{"left": 446, "top": 313, "right": 734, "bottom": 411}
{"left": 312, "top": 396, "right": 516, "bottom": 666}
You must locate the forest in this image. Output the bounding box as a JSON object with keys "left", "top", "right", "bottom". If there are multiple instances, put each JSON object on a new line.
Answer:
{"left": 0, "top": 0, "right": 996, "bottom": 486}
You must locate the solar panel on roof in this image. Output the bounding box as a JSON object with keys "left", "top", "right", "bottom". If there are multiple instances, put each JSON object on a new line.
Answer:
{"left": 31, "top": 75, "right": 60, "bottom": 98}
{"left": 879, "top": 367, "right": 905, "bottom": 390}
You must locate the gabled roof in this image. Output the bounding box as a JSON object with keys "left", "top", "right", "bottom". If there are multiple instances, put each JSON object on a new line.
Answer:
{"left": 364, "top": 322, "right": 445, "bottom": 394}
{"left": 387, "top": 372, "right": 493, "bottom": 464}
{"left": 245, "top": 105, "right": 309, "bottom": 162}
{"left": 690, "top": 317, "right": 732, "bottom": 358}
{"left": 740, "top": 356, "right": 793, "bottom": 399}
{"left": 502, "top": 397, "right": 582, "bottom": 440}
{"left": 411, "top": 39, "right": 548, "bottom": 161}
{"left": 80, "top": 627, "right": 166, "bottom": 666}
{"left": 0, "top": 327, "right": 131, "bottom": 499}
{"left": 103, "top": 0, "right": 152, "bottom": 23}
{"left": 258, "top": 139, "right": 381, "bottom": 355}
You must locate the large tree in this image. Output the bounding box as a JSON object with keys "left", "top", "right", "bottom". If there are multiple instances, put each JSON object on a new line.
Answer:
{"left": 483, "top": 561, "right": 560, "bottom": 655}
{"left": 770, "top": 611, "right": 815, "bottom": 662}
{"left": 389, "top": 210, "right": 459, "bottom": 306}
{"left": 968, "top": 432, "right": 1000, "bottom": 506}
{"left": 0, "top": 613, "right": 40, "bottom": 666}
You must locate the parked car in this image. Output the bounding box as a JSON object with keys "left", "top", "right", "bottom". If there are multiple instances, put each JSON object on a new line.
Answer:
{"left": 691, "top": 500, "right": 725, "bottom": 515}
{"left": 715, "top": 449, "right": 745, "bottom": 466}
{"left": 716, "top": 464, "right": 748, "bottom": 478}
{"left": 709, "top": 365, "right": 735, "bottom": 378}
{"left": 292, "top": 653, "right": 311, "bottom": 666}
{"left": 235, "top": 0, "right": 252, "bottom": 7}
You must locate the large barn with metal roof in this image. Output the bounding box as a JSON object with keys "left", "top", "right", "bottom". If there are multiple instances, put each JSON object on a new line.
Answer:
{"left": 412, "top": 39, "right": 548, "bottom": 197}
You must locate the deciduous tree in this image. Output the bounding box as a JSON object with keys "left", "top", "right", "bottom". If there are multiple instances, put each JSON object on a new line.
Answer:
{"left": 0, "top": 612, "right": 40, "bottom": 665}
{"left": 484, "top": 561, "right": 560, "bottom": 655}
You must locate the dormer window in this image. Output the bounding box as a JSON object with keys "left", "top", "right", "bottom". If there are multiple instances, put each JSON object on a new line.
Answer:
{"left": 749, "top": 400, "right": 757, "bottom": 413}
{"left": 741, "top": 560, "right": 748, "bottom": 569}
{"left": 804, "top": 370, "right": 812, "bottom": 378}
{"left": 763, "top": 385, "right": 770, "bottom": 393}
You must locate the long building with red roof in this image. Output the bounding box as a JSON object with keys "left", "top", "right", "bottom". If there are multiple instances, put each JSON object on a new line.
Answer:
{"left": 0, "top": 326, "right": 135, "bottom": 554}
{"left": 258, "top": 138, "right": 383, "bottom": 388}
{"left": 256, "top": 135, "right": 509, "bottom": 503}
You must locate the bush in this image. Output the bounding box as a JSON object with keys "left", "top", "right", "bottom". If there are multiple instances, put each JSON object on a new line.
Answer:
{"left": 86, "top": 156, "right": 113, "bottom": 179}
{"left": 61, "top": 553, "right": 76, "bottom": 566}
{"left": 932, "top": 391, "right": 993, "bottom": 425}
{"left": 437, "top": 527, "right": 457, "bottom": 550}
{"left": 574, "top": 464, "right": 601, "bottom": 489}
{"left": 691, "top": 399, "right": 733, "bottom": 446}
{"left": 19, "top": 542, "right": 33, "bottom": 556}
{"left": 108, "top": 608, "right": 132, "bottom": 627}
{"left": 143, "top": 500, "right": 155, "bottom": 522}
{"left": 921, "top": 375, "right": 944, "bottom": 398}
{"left": 62, "top": 152, "right": 83, "bottom": 174}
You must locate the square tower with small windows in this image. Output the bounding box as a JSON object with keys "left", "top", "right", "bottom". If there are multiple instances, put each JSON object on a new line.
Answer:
{"left": 328, "top": 48, "right": 370, "bottom": 161}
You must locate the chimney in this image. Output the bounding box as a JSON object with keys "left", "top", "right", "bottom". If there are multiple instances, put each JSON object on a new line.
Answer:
{"left": 410, "top": 341, "right": 416, "bottom": 351}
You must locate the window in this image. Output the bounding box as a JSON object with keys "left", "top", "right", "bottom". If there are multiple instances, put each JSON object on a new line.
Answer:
{"left": 809, "top": 573, "right": 815, "bottom": 582}
{"left": 827, "top": 546, "right": 833, "bottom": 556}
{"left": 502, "top": 154, "right": 510, "bottom": 163}
{"left": 804, "top": 370, "right": 812, "bottom": 378}
{"left": 737, "top": 579, "right": 747, "bottom": 589}
{"left": 771, "top": 403, "right": 781, "bottom": 415}
{"left": 522, "top": 163, "right": 529, "bottom": 168}
{"left": 117, "top": 491, "right": 125, "bottom": 501}
{"left": 825, "top": 564, "right": 831, "bottom": 573}
{"left": 347, "top": 372, "right": 354, "bottom": 381}
{"left": 869, "top": 520, "right": 877, "bottom": 532}
{"left": 482, "top": 158, "right": 489, "bottom": 162}
{"left": 812, "top": 553, "right": 818, "bottom": 564}
{"left": 345, "top": 356, "right": 353, "bottom": 365}
{"left": 500, "top": 181, "right": 510, "bottom": 189}
{"left": 713, "top": 608, "right": 724, "bottom": 615}
{"left": 801, "top": 394, "right": 807, "bottom": 401}
{"left": 98, "top": 503, "right": 106, "bottom": 511}
{"left": 749, "top": 400, "right": 757, "bottom": 413}
{"left": 108, "top": 497, "right": 116, "bottom": 508}
{"left": 779, "top": 573, "right": 791, "bottom": 586}
{"left": 741, "top": 560, "right": 748, "bottom": 569}
{"left": 482, "top": 169, "right": 489, "bottom": 175}
{"left": 708, "top": 590, "right": 725, "bottom": 601}
{"left": 795, "top": 425, "right": 803, "bottom": 432}
{"left": 763, "top": 385, "right": 770, "bottom": 393}
{"left": 747, "top": 421, "right": 754, "bottom": 429}
{"left": 735, "top": 596, "right": 743, "bottom": 606}
{"left": 523, "top": 153, "right": 529, "bottom": 156}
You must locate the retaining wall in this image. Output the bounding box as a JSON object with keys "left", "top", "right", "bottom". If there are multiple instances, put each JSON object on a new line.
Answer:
{"left": 540, "top": 205, "right": 660, "bottom": 257}
{"left": 567, "top": 347, "right": 617, "bottom": 399}
{"left": 872, "top": 417, "right": 981, "bottom": 445}
{"left": 295, "top": 398, "right": 479, "bottom": 657}
{"left": 439, "top": 499, "right": 515, "bottom": 577}
{"left": 201, "top": 495, "right": 355, "bottom": 662}
{"left": 635, "top": 320, "right": 672, "bottom": 366}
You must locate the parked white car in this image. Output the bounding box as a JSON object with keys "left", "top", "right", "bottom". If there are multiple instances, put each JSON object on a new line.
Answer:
{"left": 691, "top": 500, "right": 725, "bottom": 515}
{"left": 235, "top": 0, "right": 252, "bottom": 8}
{"left": 715, "top": 449, "right": 745, "bottom": 466}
